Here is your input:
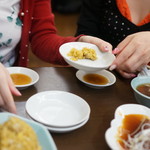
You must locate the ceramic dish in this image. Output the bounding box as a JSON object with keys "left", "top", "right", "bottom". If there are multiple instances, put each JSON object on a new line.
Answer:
{"left": 0, "top": 112, "right": 57, "bottom": 150}
{"left": 76, "top": 70, "right": 116, "bottom": 89}
{"left": 131, "top": 76, "right": 150, "bottom": 107}
{"left": 105, "top": 104, "right": 150, "bottom": 150}
{"left": 59, "top": 42, "right": 115, "bottom": 72}
{"left": 26, "top": 90, "right": 90, "bottom": 128}
{"left": 26, "top": 113, "right": 89, "bottom": 133}
{"left": 7, "top": 67, "right": 39, "bottom": 90}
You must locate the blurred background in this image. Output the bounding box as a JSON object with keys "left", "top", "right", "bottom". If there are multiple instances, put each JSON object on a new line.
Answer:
{"left": 28, "top": 0, "right": 82, "bottom": 67}
{"left": 51, "top": 0, "right": 82, "bottom": 13}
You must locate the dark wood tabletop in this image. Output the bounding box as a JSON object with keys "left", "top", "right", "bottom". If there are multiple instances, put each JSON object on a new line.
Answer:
{"left": 14, "top": 67, "right": 136, "bottom": 150}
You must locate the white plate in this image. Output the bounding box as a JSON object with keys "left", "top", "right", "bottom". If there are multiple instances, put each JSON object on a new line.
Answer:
{"left": 59, "top": 42, "right": 116, "bottom": 72}
{"left": 105, "top": 104, "right": 150, "bottom": 150}
{"left": 76, "top": 70, "right": 116, "bottom": 89}
{"left": 0, "top": 112, "right": 57, "bottom": 150}
{"left": 7, "top": 67, "right": 39, "bottom": 90}
{"left": 26, "top": 91, "right": 90, "bottom": 128}
{"left": 26, "top": 113, "right": 89, "bottom": 133}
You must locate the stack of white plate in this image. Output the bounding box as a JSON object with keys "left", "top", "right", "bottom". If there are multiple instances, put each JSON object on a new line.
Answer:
{"left": 25, "top": 91, "right": 90, "bottom": 133}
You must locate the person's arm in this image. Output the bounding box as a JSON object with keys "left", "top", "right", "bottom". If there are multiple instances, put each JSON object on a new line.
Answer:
{"left": 30, "top": 0, "right": 80, "bottom": 65}
{"left": 30, "top": 0, "right": 112, "bottom": 65}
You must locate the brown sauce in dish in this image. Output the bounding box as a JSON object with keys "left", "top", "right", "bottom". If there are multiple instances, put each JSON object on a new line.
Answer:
{"left": 117, "top": 114, "right": 150, "bottom": 149}
{"left": 11, "top": 73, "right": 32, "bottom": 85}
{"left": 136, "top": 83, "right": 150, "bottom": 97}
{"left": 83, "top": 74, "right": 109, "bottom": 85}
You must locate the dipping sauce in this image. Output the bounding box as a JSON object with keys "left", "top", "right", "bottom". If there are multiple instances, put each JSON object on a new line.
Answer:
{"left": 117, "top": 114, "right": 150, "bottom": 149}
{"left": 83, "top": 74, "right": 109, "bottom": 85}
{"left": 136, "top": 83, "right": 150, "bottom": 97}
{"left": 11, "top": 73, "right": 32, "bottom": 85}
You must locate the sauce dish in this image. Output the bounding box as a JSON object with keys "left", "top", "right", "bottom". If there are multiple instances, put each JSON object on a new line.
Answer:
{"left": 76, "top": 69, "right": 116, "bottom": 89}
{"left": 7, "top": 67, "right": 39, "bottom": 90}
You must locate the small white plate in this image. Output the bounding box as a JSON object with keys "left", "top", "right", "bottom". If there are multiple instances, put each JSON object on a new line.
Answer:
{"left": 26, "top": 113, "right": 89, "bottom": 133}
{"left": 25, "top": 91, "right": 90, "bottom": 128}
{"left": 76, "top": 70, "right": 116, "bottom": 89}
{"left": 105, "top": 104, "right": 150, "bottom": 150}
{"left": 7, "top": 67, "right": 39, "bottom": 90}
{"left": 59, "top": 42, "right": 116, "bottom": 72}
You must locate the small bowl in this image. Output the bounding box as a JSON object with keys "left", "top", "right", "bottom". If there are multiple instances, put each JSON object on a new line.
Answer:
{"left": 59, "top": 42, "right": 116, "bottom": 72}
{"left": 76, "top": 70, "right": 116, "bottom": 89}
{"left": 7, "top": 67, "right": 39, "bottom": 90}
{"left": 131, "top": 76, "right": 150, "bottom": 107}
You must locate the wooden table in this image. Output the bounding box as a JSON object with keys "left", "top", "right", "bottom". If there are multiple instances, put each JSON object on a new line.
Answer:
{"left": 14, "top": 67, "right": 136, "bottom": 150}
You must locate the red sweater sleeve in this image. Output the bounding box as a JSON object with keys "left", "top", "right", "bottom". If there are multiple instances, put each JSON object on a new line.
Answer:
{"left": 30, "top": 0, "right": 80, "bottom": 65}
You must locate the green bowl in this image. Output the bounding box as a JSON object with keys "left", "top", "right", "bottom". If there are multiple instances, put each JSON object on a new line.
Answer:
{"left": 0, "top": 112, "right": 57, "bottom": 150}
{"left": 131, "top": 76, "right": 150, "bottom": 107}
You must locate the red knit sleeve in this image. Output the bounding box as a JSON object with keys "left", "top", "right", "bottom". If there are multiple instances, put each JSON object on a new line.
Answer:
{"left": 30, "top": 0, "right": 81, "bottom": 65}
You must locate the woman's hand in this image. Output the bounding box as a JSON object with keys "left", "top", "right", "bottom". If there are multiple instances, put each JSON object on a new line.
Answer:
{"left": 0, "top": 63, "right": 21, "bottom": 113}
{"left": 110, "top": 32, "right": 150, "bottom": 78}
{"left": 78, "top": 35, "right": 113, "bottom": 52}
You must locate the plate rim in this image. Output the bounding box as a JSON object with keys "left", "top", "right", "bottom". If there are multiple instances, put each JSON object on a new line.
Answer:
{"left": 26, "top": 112, "right": 89, "bottom": 133}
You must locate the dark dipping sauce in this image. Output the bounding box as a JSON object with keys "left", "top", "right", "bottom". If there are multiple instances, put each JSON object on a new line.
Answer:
{"left": 83, "top": 74, "right": 109, "bottom": 85}
{"left": 136, "top": 83, "right": 150, "bottom": 97}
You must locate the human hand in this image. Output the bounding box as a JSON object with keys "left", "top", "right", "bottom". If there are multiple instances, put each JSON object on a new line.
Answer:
{"left": 110, "top": 32, "right": 150, "bottom": 78}
{"left": 78, "top": 35, "right": 113, "bottom": 52}
{"left": 0, "top": 63, "right": 21, "bottom": 113}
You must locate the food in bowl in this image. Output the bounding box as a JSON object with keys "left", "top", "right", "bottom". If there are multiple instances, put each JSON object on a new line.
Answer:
{"left": 0, "top": 117, "right": 41, "bottom": 150}
{"left": 67, "top": 47, "right": 97, "bottom": 61}
{"left": 10, "top": 73, "right": 32, "bottom": 85}
{"left": 136, "top": 83, "right": 150, "bottom": 97}
{"left": 116, "top": 114, "right": 150, "bottom": 150}
{"left": 83, "top": 73, "right": 109, "bottom": 85}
